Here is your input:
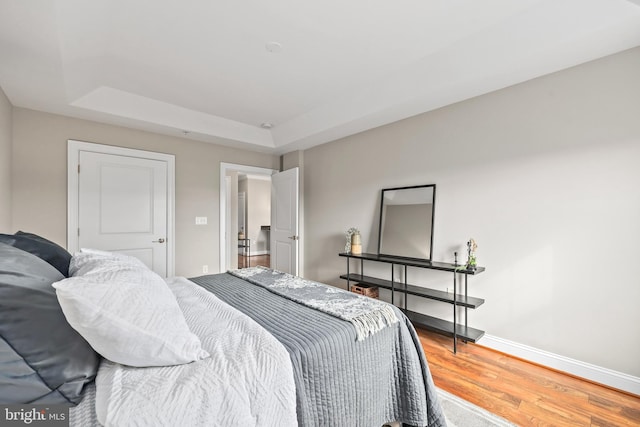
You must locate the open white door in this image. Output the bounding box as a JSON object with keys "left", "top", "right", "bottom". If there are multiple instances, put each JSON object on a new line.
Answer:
{"left": 271, "top": 167, "right": 299, "bottom": 275}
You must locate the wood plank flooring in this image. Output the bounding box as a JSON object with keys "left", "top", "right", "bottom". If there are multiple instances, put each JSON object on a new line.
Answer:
{"left": 418, "top": 329, "right": 640, "bottom": 426}
{"left": 238, "top": 254, "right": 270, "bottom": 268}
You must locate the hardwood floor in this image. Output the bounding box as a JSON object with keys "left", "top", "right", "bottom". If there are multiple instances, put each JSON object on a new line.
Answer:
{"left": 238, "top": 254, "right": 270, "bottom": 268}
{"left": 418, "top": 329, "right": 640, "bottom": 426}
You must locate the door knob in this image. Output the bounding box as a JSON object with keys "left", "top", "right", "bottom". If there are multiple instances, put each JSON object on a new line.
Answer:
{"left": 153, "top": 238, "right": 166, "bottom": 243}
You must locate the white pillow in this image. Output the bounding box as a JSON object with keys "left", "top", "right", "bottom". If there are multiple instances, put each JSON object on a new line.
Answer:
{"left": 69, "top": 248, "right": 147, "bottom": 277}
{"left": 53, "top": 250, "right": 209, "bottom": 367}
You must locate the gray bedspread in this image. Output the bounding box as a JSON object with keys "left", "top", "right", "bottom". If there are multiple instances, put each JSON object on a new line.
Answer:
{"left": 191, "top": 273, "right": 446, "bottom": 427}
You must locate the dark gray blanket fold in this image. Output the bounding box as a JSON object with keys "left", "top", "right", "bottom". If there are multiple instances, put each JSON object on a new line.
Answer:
{"left": 191, "top": 273, "right": 446, "bottom": 427}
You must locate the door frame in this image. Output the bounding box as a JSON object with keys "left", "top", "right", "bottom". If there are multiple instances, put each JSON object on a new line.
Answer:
{"left": 219, "top": 162, "right": 277, "bottom": 272}
{"left": 67, "top": 140, "right": 176, "bottom": 276}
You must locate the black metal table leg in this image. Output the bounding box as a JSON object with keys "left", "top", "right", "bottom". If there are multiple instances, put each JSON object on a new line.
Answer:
{"left": 464, "top": 273, "right": 468, "bottom": 343}
{"left": 404, "top": 265, "right": 408, "bottom": 313}
{"left": 453, "top": 271, "right": 457, "bottom": 354}
{"left": 391, "top": 264, "right": 395, "bottom": 305}
{"left": 346, "top": 256, "right": 350, "bottom": 291}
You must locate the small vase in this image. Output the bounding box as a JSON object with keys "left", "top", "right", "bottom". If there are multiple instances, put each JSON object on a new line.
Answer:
{"left": 351, "top": 233, "right": 362, "bottom": 255}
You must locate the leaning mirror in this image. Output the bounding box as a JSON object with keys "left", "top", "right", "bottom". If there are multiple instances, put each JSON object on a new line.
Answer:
{"left": 378, "top": 184, "right": 436, "bottom": 261}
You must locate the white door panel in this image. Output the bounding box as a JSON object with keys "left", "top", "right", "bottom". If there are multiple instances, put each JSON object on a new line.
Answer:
{"left": 271, "top": 167, "right": 299, "bottom": 275}
{"left": 78, "top": 151, "right": 168, "bottom": 276}
{"left": 99, "top": 163, "right": 154, "bottom": 233}
{"left": 273, "top": 241, "right": 293, "bottom": 272}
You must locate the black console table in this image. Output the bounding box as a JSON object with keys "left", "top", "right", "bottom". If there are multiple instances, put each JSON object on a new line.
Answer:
{"left": 339, "top": 252, "right": 485, "bottom": 353}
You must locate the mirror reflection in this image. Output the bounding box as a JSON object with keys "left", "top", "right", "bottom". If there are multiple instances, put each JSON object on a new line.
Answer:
{"left": 378, "top": 184, "right": 435, "bottom": 261}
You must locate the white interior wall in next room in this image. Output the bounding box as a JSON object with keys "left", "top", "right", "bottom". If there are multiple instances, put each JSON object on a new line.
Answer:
{"left": 246, "top": 177, "right": 271, "bottom": 256}
{"left": 301, "top": 47, "right": 640, "bottom": 378}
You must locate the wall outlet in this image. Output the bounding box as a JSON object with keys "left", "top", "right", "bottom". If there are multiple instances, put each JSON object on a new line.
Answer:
{"left": 195, "top": 216, "right": 207, "bottom": 225}
{"left": 202, "top": 265, "right": 208, "bottom": 274}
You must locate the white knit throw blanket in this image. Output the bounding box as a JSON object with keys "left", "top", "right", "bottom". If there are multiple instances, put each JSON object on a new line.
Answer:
{"left": 229, "top": 266, "right": 398, "bottom": 341}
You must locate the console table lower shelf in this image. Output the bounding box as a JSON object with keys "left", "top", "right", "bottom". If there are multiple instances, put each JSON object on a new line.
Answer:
{"left": 339, "top": 272, "right": 485, "bottom": 343}
{"left": 404, "top": 311, "right": 485, "bottom": 343}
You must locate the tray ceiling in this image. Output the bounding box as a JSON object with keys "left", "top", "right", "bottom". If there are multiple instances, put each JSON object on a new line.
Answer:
{"left": 1, "top": 0, "right": 640, "bottom": 153}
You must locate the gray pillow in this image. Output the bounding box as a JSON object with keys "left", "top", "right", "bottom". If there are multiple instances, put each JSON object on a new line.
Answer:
{"left": 0, "top": 231, "right": 72, "bottom": 277}
{"left": 0, "top": 243, "right": 99, "bottom": 404}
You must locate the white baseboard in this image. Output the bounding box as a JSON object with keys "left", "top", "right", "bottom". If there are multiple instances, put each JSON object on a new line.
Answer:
{"left": 477, "top": 334, "right": 640, "bottom": 396}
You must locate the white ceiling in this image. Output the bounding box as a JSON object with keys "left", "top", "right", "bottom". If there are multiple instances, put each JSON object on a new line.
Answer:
{"left": 2, "top": 0, "right": 640, "bottom": 154}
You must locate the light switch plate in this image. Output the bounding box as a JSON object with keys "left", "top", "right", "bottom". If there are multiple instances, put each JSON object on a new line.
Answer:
{"left": 195, "top": 216, "right": 207, "bottom": 225}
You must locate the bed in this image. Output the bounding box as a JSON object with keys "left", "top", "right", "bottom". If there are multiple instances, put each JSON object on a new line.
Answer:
{"left": 0, "top": 232, "right": 446, "bottom": 427}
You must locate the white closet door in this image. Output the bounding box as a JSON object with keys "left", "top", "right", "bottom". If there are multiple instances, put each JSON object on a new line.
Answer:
{"left": 78, "top": 151, "right": 168, "bottom": 276}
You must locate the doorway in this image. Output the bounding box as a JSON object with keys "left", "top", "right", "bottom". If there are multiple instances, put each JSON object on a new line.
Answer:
{"left": 237, "top": 173, "right": 271, "bottom": 268}
{"left": 220, "top": 163, "right": 300, "bottom": 274}
{"left": 219, "top": 163, "right": 277, "bottom": 272}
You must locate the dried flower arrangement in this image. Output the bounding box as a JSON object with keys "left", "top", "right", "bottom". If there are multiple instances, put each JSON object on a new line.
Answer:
{"left": 466, "top": 238, "right": 478, "bottom": 270}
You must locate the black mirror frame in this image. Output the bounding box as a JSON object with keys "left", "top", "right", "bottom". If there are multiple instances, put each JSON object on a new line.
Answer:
{"left": 377, "top": 184, "right": 436, "bottom": 262}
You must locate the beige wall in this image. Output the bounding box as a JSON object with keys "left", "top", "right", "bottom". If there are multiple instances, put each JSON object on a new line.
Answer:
{"left": 0, "top": 87, "right": 11, "bottom": 232}
{"left": 282, "top": 150, "right": 303, "bottom": 171}
{"left": 301, "top": 47, "right": 640, "bottom": 376}
{"left": 11, "top": 108, "right": 279, "bottom": 276}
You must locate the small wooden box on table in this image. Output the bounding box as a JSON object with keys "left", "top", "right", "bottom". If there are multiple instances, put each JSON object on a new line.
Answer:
{"left": 339, "top": 252, "right": 485, "bottom": 353}
{"left": 350, "top": 283, "right": 379, "bottom": 299}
